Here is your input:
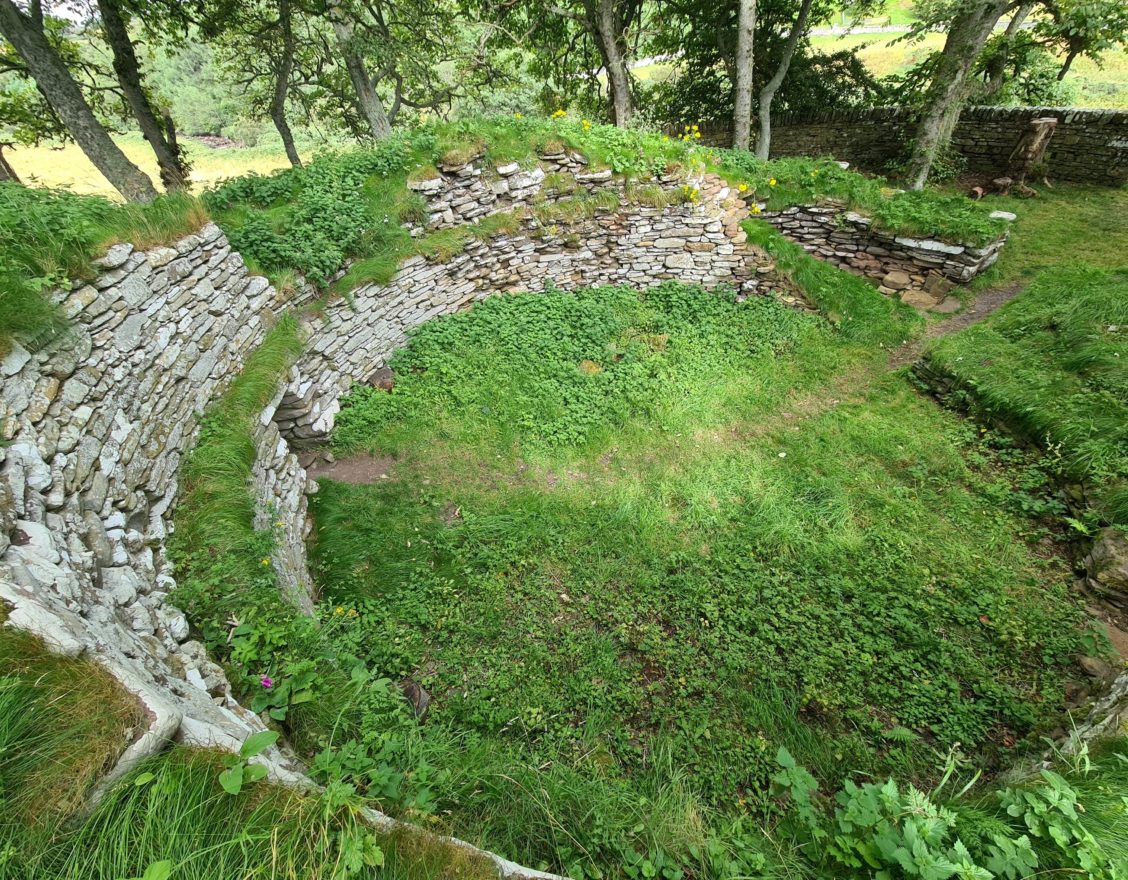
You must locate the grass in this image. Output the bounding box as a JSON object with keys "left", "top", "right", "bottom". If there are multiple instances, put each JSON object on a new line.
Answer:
{"left": 304, "top": 273, "right": 1092, "bottom": 873}
{"left": 0, "top": 614, "right": 500, "bottom": 880}
{"left": 924, "top": 265, "right": 1128, "bottom": 524}
{"left": 5, "top": 131, "right": 305, "bottom": 198}
{"left": 0, "top": 183, "right": 208, "bottom": 355}
{"left": 742, "top": 218, "right": 922, "bottom": 345}
{"left": 0, "top": 609, "right": 141, "bottom": 848}
{"left": 966, "top": 184, "right": 1128, "bottom": 289}
{"left": 169, "top": 313, "right": 307, "bottom": 628}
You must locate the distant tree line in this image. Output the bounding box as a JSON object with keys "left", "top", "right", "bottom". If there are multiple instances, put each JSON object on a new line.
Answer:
{"left": 1, "top": 0, "right": 1125, "bottom": 197}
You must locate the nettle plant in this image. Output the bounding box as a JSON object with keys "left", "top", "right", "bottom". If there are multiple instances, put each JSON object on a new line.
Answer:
{"left": 771, "top": 747, "right": 1121, "bottom": 880}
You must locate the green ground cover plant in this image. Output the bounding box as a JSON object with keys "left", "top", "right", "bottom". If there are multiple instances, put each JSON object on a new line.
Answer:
{"left": 924, "top": 266, "right": 1128, "bottom": 525}
{"left": 0, "top": 183, "right": 208, "bottom": 355}
{"left": 715, "top": 151, "right": 1008, "bottom": 246}
{"left": 303, "top": 278, "right": 1094, "bottom": 875}
{"left": 0, "top": 618, "right": 499, "bottom": 880}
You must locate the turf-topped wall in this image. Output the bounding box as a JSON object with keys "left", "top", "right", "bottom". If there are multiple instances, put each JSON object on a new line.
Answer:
{"left": 759, "top": 200, "right": 1009, "bottom": 308}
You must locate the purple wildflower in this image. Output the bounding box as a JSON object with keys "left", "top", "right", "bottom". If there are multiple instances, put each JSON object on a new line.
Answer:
{"left": 260, "top": 675, "right": 274, "bottom": 689}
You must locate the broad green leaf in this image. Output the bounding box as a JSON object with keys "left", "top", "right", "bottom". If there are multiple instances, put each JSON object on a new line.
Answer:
{"left": 240, "top": 730, "right": 280, "bottom": 758}
{"left": 218, "top": 764, "right": 244, "bottom": 795}
{"left": 243, "top": 763, "right": 268, "bottom": 784}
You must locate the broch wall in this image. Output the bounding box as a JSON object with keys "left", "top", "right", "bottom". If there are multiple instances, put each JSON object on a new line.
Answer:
{"left": 3, "top": 152, "right": 1123, "bottom": 873}
{"left": 0, "top": 223, "right": 311, "bottom": 790}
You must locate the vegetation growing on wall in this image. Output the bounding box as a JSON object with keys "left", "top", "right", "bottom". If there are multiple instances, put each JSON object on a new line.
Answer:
{"left": 0, "top": 183, "right": 207, "bottom": 355}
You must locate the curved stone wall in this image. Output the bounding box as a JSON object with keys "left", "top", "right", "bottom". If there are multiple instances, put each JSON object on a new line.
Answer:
{"left": 275, "top": 169, "right": 795, "bottom": 442}
{"left": 1, "top": 162, "right": 1123, "bottom": 868}
{"left": 0, "top": 222, "right": 310, "bottom": 787}
{"left": 0, "top": 167, "right": 787, "bottom": 875}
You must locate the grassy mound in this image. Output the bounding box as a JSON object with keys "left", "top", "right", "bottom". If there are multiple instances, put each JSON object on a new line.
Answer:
{"left": 924, "top": 266, "right": 1128, "bottom": 525}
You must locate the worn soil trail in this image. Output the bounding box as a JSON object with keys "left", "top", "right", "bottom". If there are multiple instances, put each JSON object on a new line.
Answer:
{"left": 305, "top": 283, "right": 1029, "bottom": 485}
{"left": 888, "top": 281, "right": 1026, "bottom": 368}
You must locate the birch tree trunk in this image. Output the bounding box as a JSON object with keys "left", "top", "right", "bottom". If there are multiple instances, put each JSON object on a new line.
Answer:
{"left": 0, "top": 0, "right": 157, "bottom": 202}
{"left": 732, "top": 0, "right": 756, "bottom": 150}
{"left": 329, "top": 4, "right": 392, "bottom": 139}
{"left": 97, "top": 0, "right": 189, "bottom": 190}
{"left": 271, "top": 0, "right": 302, "bottom": 166}
{"left": 755, "top": 0, "right": 812, "bottom": 160}
{"left": 905, "top": 0, "right": 1012, "bottom": 190}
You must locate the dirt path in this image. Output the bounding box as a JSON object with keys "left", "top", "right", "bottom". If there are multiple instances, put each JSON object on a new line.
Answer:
{"left": 888, "top": 282, "right": 1025, "bottom": 368}
{"left": 303, "top": 451, "right": 395, "bottom": 484}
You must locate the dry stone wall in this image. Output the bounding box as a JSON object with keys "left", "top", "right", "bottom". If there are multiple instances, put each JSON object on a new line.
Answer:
{"left": 0, "top": 223, "right": 311, "bottom": 786}
{"left": 275, "top": 169, "right": 797, "bottom": 442}
{"left": 759, "top": 201, "right": 1010, "bottom": 310}
{"left": 0, "top": 151, "right": 1122, "bottom": 866}
{"left": 407, "top": 149, "right": 614, "bottom": 230}
{"left": 764, "top": 106, "right": 1128, "bottom": 186}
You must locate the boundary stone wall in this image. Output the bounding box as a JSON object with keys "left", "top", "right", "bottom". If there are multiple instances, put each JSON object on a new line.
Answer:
{"left": 766, "top": 106, "right": 1128, "bottom": 186}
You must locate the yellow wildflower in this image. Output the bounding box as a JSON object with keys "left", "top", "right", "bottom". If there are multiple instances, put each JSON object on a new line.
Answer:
{"left": 769, "top": 178, "right": 777, "bottom": 186}
{"left": 552, "top": 109, "right": 566, "bottom": 119}
{"left": 737, "top": 183, "right": 748, "bottom": 193}
{"left": 751, "top": 204, "right": 762, "bottom": 214}
{"left": 335, "top": 606, "right": 344, "bottom": 615}
{"left": 348, "top": 609, "right": 358, "bottom": 618}
{"left": 693, "top": 131, "right": 701, "bottom": 139}
{"left": 260, "top": 557, "right": 270, "bottom": 566}
{"left": 514, "top": 112, "right": 523, "bottom": 119}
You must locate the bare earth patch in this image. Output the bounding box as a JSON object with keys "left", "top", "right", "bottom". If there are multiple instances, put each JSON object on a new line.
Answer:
{"left": 305, "top": 452, "right": 397, "bottom": 484}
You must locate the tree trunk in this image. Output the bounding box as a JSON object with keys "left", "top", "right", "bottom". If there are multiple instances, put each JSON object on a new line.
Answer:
{"left": 905, "top": 0, "right": 1011, "bottom": 191}
{"left": 272, "top": 0, "right": 302, "bottom": 166}
{"left": 0, "top": 0, "right": 156, "bottom": 202}
{"left": 1057, "top": 46, "right": 1078, "bottom": 80}
{"left": 0, "top": 143, "right": 20, "bottom": 183}
{"left": 731, "top": 0, "right": 756, "bottom": 150}
{"left": 97, "top": 0, "right": 188, "bottom": 190}
{"left": 983, "top": 0, "right": 1033, "bottom": 95}
{"left": 593, "top": 0, "right": 632, "bottom": 126}
{"left": 755, "top": 0, "right": 812, "bottom": 160}
{"left": 329, "top": 5, "right": 392, "bottom": 139}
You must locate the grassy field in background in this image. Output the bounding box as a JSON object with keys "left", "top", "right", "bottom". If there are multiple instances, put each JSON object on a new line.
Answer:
{"left": 809, "top": 32, "right": 1128, "bottom": 107}
{"left": 7, "top": 132, "right": 302, "bottom": 199}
